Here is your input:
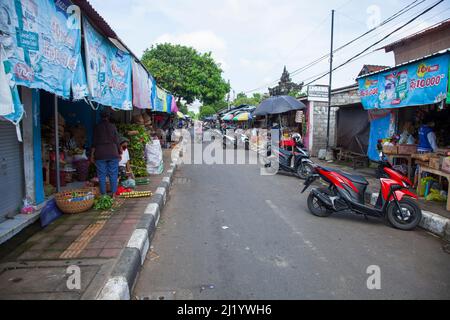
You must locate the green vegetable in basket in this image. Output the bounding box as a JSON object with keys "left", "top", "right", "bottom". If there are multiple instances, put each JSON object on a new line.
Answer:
{"left": 94, "top": 195, "right": 114, "bottom": 211}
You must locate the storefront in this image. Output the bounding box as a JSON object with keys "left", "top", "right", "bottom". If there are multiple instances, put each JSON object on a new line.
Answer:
{"left": 358, "top": 50, "right": 450, "bottom": 160}
{"left": 0, "top": 0, "right": 177, "bottom": 228}
{"left": 358, "top": 50, "right": 450, "bottom": 209}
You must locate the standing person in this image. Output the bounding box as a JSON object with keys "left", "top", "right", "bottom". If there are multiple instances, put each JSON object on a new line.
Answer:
{"left": 417, "top": 119, "right": 438, "bottom": 153}
{"left": 119, "top": 136, "right": 132, "bottom": 180}
{"left": 91, "top": 110, "right": 121, "bottom": 195}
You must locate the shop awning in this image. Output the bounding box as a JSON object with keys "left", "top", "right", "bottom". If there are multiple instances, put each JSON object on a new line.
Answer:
{"left": 357, "top": 50, "right": 450, "bottom": 110}
{"left": 222, "top": 113, "right": 235, "bottom": 121}
{"left": 233, "top": 112, "right": 252, "bottom": 122}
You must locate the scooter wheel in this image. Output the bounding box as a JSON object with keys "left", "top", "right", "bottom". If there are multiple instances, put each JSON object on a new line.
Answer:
{"left": 307, "top": 189, "right": 333, "bottom": 217}
{"left": 386, "top": 197, "right": 422, "bottom": 231}
{"left": 297, "top": 163, "right": 314, "bottom": 180}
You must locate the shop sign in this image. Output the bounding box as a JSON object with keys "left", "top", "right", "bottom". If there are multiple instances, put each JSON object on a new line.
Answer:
{"left": 83, "top": 18, "right": 132, "bottom": 110}
{"left": 358, "top": 53, "right": 449, "bottom": 110}
{"left": 0, "top": 0, "right": 88, "bottom": 100}
{"left": 307, "top": 85, "right": 329, "bottom": 102}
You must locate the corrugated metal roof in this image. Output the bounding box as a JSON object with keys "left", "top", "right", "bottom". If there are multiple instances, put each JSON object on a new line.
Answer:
{"left": 72, "top": 0, "right": 117, "bottom": 38}
{"left": 381, "top": 19, "right": 450, "bottom": 52}
{"left": 356, "top": 48, "right": 450, "bottom": 79}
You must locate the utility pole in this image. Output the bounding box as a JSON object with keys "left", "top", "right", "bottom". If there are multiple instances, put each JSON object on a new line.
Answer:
{"left": 326, "top": 9, "right": 335, "bottom": 150}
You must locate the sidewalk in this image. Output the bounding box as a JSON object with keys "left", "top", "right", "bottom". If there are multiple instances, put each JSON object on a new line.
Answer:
{"left": 314, "top": 158, "right": 450, "bottom": 241}
{"left": 0, "top": 146, "right": 181, "bottom": 300}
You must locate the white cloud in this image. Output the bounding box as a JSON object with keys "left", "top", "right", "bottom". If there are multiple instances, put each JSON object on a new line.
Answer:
{"left": 88, "top": 0, "right": 450, "bottom": 94}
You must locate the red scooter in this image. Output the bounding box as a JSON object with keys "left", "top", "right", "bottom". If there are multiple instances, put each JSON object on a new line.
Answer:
{"left": 301, "top": 158, "right": 422, "bottom": 231}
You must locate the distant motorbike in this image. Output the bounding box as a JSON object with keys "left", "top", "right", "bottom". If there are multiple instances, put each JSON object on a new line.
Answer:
{"left": 265, "top": 134, "right": 314, "bottom": 179}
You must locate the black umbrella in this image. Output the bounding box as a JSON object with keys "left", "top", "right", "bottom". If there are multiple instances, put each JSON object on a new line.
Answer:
{"left": 253, "top": 95, "right": 306, "bottom": 117}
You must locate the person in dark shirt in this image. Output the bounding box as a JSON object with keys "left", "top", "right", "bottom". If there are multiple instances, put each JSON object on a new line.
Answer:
{"left": 91, "top": 110, "right": 121, "bottom": 195}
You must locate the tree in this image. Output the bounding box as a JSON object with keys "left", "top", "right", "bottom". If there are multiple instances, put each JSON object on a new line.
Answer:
{"left": 141, "top": 43, "right": 230, "bottom": 105}
{"left": 199, "top": 105, "right": 216, "bottom": 119}
{"left": 232, "top": 92, "right": 265, "bottom": 106}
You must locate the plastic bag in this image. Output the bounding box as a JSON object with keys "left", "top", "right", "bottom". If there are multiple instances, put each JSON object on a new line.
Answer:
{"left": 121, "top": 178, "right": 136, "bottom": 189}
{"left": 425, "top": 189, "right": 447, "bottom": 202}
{"left": 145, "top": 140, "right": 164, "bottom": 175}
{"left": 40, "top": 199, "right": 63, "bottom": 228}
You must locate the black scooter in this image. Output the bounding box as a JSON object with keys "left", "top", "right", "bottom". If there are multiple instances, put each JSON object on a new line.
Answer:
{"left": 265, "top": 139, "right": 314, "bottom": 179}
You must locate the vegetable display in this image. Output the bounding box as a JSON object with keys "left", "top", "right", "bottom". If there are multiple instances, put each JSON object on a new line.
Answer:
{"left": 93, "top": 195, "right": 114, "bottom": 210}
{"left": 117, "top": 124, "right": 152, "bottom": 178}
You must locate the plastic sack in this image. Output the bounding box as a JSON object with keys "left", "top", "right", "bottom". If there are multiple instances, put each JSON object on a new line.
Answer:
{"left": 425, "top": 189, "right": 447, "bottom": 202}
{"left": 145, "top": 140, "right": 164, "bottom": 175}
{"left": 147, "top": 162, "right": 164, "bottom": 175}
{"left": 40, "top": 199, "right": 63, "bottom": 228}
{"left": 121, "top": 178, "right": 136, "bottom": 189}
{"left": 145, "top": 140, "right": 163, "bottom": 166}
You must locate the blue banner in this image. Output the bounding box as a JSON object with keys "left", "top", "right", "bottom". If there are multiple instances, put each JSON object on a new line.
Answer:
{"left": 0, "top": 0, "right": 87, "bottom": 100}
{"left": 359, "top": 53, "right": 449, "bottom": 110}
{"left": 83, "top": 18, "right": 132, "bottom": 110}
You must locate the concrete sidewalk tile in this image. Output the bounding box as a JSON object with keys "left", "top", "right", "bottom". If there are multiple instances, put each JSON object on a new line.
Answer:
{"left": 100, "top": 248, "right": 122, "bottom": 258}
{"left": 80, "top": 249, "right": 101, "bottom": 258}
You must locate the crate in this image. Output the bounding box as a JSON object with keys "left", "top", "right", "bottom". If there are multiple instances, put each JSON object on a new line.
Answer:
{"left": 412, "top": 153, "right": 432, "bottom": 162}
{"left": 429, "top": 157, "right": 442, "bottom": 170}
{"left": 383, "top": 145, "right": 398, "bottom": 154}
{"left": 398, "top": 144, "right": 417, "bottom": 155}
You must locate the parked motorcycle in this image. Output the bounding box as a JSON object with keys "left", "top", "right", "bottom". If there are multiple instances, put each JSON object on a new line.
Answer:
{"left": 301, "top": 162, "right": 422, "bottom": 231}
{"left": 265, "top": 134, "right": 314, "bottom": 179}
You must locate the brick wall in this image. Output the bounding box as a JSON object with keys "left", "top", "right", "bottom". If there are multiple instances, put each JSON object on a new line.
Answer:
{"left": 311, "top": 101, "right": 336, "bottom": 156}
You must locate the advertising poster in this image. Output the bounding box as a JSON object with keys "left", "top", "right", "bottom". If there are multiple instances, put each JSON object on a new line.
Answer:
{"left": 83, "top": 18, "right": 132, "bottom": 110}
{"left": 0, "top": 0, "right": 87, "bottom": 100}
{"left": 132, "top": 60, "right": 152, "bottom": 109}
{"left": 359, "top": 53, "right": 449, "bottom": 110}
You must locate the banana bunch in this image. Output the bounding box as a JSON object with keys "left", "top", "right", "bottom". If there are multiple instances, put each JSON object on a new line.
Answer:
{"left": 120, "top": 191, "right": 153, "bottom": 198}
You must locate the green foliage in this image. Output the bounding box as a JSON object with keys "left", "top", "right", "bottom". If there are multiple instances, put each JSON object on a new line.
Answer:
{"left": 94, "top": 195, "right": 114, "bottom": 211}
{"left": 141, "top": 43, "right": 230, "bottom": 105}
{"left": 232, "top": 92, "right": 265, "bottom": 107}
{"left": 288, "top": 89, "right": 307, "bottom": 99}
{"left": 199, "top": 105, "right": 216, "bottom": 119}
{"left": 117, "top": 124, "right": 151, "bottom": 178}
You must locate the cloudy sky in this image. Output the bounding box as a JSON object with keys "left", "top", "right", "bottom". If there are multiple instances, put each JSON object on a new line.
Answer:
{"left": 89, "top": 0, "right": 449, "bottom": 100}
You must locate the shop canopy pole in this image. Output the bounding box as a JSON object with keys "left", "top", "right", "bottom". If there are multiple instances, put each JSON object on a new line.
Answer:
{"left": 54, "top": 95, "right": 61, "bottom": 193}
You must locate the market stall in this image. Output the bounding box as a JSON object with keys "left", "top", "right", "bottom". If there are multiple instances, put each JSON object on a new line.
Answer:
{"left": 358, "top": 50, "right": 450, "bottom": 210}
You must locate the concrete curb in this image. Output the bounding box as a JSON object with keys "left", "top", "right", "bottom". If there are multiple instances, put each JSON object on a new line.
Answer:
{"left": 368, "top": 191, "right": 450, "bottom": 242}
{"left": 97, "top": 146, "right": 182, "bottom": 300}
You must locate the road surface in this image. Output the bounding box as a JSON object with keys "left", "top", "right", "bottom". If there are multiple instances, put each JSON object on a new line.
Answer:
{"left": 133, "top": 140, "right": 450, "bottom": 300}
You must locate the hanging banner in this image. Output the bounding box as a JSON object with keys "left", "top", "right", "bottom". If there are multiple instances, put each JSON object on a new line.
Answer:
{"left": 359, "top": 53, "right": 449, "bottom": 110}
{"left": 153, "top": 85, "right": 168, "bottom": 112}
{"left": 83, "top": 18, "right": 132, "bottom": 110}
{"left": 170, "top": 95, "right": 179, "bottom": 113}
{"left": 0, "top": 0, "right": 87, "bottom": 100}
{"left": 1, "top": 45, "right": 23, "bottom": 124}
{"left": 132, "top": 60, "right": 152, "bottom": 109}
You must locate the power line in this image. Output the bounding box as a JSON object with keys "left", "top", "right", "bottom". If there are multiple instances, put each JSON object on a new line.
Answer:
{"left": 289, "top": 0, "right": 425, "bottom": 77}
{"left": 244, "top": 0, "right": 425, "bottom": 94}
{"left": 302, "top": 0, "right": 444, "bottom": 87}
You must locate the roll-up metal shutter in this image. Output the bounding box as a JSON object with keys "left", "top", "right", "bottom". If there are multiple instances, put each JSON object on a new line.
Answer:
{"left": 0, "top": 121, "right": 25, "bottom": 222}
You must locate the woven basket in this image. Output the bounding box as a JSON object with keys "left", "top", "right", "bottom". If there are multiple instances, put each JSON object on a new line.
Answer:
{"left": 81, "top": 187, "right": 101, "bottom": 198}
{"left": 55, "top": 190, "right": 95, "bottom": 214}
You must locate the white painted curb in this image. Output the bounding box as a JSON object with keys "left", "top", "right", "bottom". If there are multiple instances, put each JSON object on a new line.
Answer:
{"left": 127, "top": 229, "right": 150, "bottom": 265}
{"left": 97, "top": 276, "right": 130, "bottom": 300}
{"left": 368, "top": 192, "right": 449, "bottom": 240}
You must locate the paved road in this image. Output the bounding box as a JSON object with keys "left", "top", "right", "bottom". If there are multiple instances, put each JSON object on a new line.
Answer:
{"left": 134, "top": 140, "right": 450, "bottom": 300}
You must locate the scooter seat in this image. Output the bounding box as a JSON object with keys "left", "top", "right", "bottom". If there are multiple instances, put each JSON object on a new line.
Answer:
{"left": 338, "top": 171, "right": 369, "bottom": 185}
{"left": 322, "top": 167, "right": 369, "bottom": 185}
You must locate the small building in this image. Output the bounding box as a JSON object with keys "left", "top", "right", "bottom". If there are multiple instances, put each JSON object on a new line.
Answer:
{"left": 381, "top": 19, "right": 450, "bottom": 65}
